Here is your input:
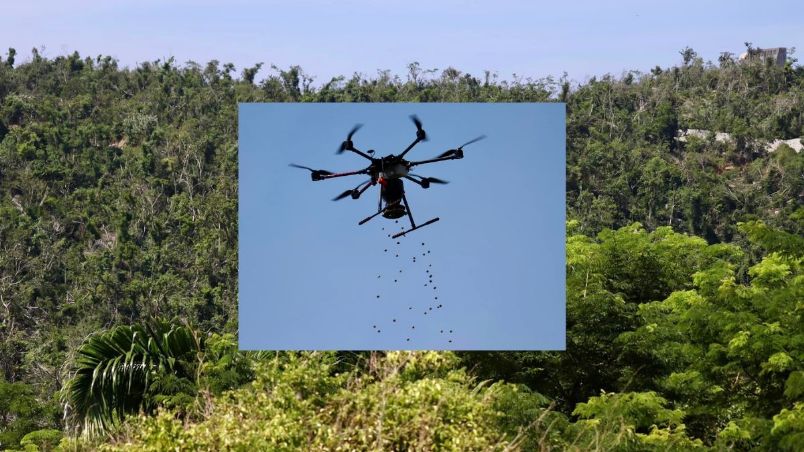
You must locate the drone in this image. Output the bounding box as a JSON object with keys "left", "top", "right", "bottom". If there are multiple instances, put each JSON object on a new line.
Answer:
{"left": 290, "top": 115, "right": 485, "bottom": 239}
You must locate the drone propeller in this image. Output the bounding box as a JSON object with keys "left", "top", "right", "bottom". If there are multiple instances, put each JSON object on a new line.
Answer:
{"left": 289, "top": 163, "right": 333, "bottom": 176}
{"left": 337, "top": 124, "right": 363, "bottom": 154}
{"left": 410, "top": 174, "right": 449, "bottom": 184}
{"left": 408, "top": 174, "right": 448, "bottom": 189}
{"left": 424, "top": 177, "right": 448, "bottom": 184}
{"left": 332, "top": 189, "right": 354, "bottom": 201}
{"left": 410, "top": 115, "right": 427, "bottom": 141}
{"left": 332, "top": 179, "right": 372, "bottom": 201}
{"left": 436, "top": 135, "right": 486, "bottom": 158}
{"left": 458, "top": 135, "right": 487, "bottom": 148}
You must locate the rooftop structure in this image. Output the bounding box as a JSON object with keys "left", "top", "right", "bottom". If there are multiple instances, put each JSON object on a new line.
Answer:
{"left": 738, "top": 47, "right": 787, "bottom": 66}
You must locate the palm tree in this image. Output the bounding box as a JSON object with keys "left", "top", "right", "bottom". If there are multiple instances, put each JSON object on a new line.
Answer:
{"left": 62, "top": 319, "right": 202, "bottom": 437}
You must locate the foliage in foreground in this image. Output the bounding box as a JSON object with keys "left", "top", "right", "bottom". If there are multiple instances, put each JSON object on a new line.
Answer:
{"left": 53, "top": 221, "right": 801, "bottom": 450}
{"left": 52, "top": 222, "right": 804, "bottom": 451}
{"left": 462, "top": 220, "right": 803, "bottom": 450}
{"left": 62, "top": 352, "right": 709, "bottom": 451}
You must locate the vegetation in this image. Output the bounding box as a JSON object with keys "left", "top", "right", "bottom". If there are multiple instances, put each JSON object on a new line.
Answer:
{"left": 0, "top": 45, "right": 801, "bottom": 449}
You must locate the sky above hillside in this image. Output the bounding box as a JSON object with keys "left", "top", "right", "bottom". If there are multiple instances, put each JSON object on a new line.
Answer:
{"left": 2, "top": 1, "right": 802, "bottom": 85}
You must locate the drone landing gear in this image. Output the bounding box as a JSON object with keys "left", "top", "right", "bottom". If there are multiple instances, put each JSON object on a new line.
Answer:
{"left": 392, "top": 193, "right": 439, "bottom": 239}
{"left": 359, "top": 186, "right": 440, "bottom": 239}
{"left": 392, "top": 217, "right": 439, "bottom": 239}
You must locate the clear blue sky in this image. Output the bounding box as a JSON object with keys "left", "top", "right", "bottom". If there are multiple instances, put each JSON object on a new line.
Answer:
{"left": 239, "top": 104, "right": 565, "bottom": 350}
{"left": 2, "top": 1, "right": 801, "bottom": 85}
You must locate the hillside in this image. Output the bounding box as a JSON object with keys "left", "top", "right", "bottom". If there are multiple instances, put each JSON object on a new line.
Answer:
{"left": 0, "top": 47, "right": 802, "bottom": 450}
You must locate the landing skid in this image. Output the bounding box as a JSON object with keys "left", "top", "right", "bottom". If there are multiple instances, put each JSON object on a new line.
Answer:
{"left": 392, "top": 217, "right": 440, "bottom": 239}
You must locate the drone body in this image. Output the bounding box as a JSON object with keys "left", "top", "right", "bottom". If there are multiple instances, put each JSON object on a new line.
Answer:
{"left": 290, "top": 116, "right": 485, "bottom": 239}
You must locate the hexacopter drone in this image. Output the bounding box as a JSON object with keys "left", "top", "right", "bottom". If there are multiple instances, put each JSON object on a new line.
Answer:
{"left": 290, "top": 115, "right": 485, "bottom": 239}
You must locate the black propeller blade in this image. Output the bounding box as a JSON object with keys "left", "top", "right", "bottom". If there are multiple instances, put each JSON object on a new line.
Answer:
{"left": 332, "top": 179, "right": 371, "bottom": 201}
{"left": 424, "top": 177, "right": 449, "bottom": 184}
{"left": 410, "top": 174, "right": 449, "bottom": 184}
{"left": 332, "top": 189, "right": 354, "bottom": 201}
{"left": 409, "top": 174, "right": 448, "bottom": 189}
{"left": 289, "top": 163, "right": 333, "bottom": 176}
{"left": 458, "top": 135, "right": 487, "bottom": 148}
{"left": 437, "top": 135, "right": 486, "bottom": 158}
{"left": 410, "top": 115, "right": 427, "bottom": 141}
{"left": 347, "top": 124, "right": 362, "bottom": 140}
{"left": 337, "top": 124, "right": 363, "bottom": 154}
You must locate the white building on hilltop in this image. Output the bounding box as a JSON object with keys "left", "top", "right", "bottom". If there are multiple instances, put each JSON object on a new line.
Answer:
{"left": 738, "top": 47, "right": 787, "bottom": 66}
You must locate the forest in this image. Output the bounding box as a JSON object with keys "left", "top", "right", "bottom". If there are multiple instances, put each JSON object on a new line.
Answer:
{"left": 0, "top": 45, "right": 802, "bottom": 450}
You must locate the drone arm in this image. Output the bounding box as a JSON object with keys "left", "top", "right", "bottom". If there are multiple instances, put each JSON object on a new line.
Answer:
{"left": 401, "top": 193, "right": 416, "bottom": 229}
{"left": 318, "top": 169, "right": 370, "bottom": 180}
{"left": 398, "top": 137, "right": 423, "bottom": 159}
{"left": 345, "top": 147, "right": 374, "bottom": 161}
{"left": 408, "top": 155, "right": 462, "bottom": 167}
{"left": 355, "top": 180, "right": 373, "bottom": 197}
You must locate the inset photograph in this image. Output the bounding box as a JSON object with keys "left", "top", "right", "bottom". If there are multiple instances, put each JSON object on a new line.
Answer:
{"left": 239, "top": 103, "right": 565, "bottom": 350}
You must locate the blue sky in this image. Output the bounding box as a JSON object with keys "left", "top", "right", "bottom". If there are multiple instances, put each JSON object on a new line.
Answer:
{"left": 2, "top": 1, "right": 801, "bottom": 85}
{"left": 239, "top": 104, "right": 565, "bottom": 349}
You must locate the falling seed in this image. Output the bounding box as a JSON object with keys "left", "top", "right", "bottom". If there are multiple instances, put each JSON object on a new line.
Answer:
{"left": 429, "top": 264, "right": 432, "bottom": 267}
{"left": 384, "top": 249, "right": 388, "bottom": 252}
{"left": 397, "top": 241, "right": 401, "bottom": 245}
{"left": 427, "top": 251, "right": 430, "bottom": 254}
{"left": 424, "top": 283, "right": 428, "bottom": 287}
{"left": 378, "top": 330, "right": 381, "bottom": 333}
{"left": 376, "top": 295, "right": 380, "bottom": 298}
{"left": 435, "top": 297, "right": 438, "bottom": 300}
{"left": 373, "top": 325, "right": 377, "bottom": 329}
{"left": 422, "top": 242, "right": 425, "bottom": 246}
{"left": 429, "top": 307, "right": 432, "bottom": 310}
{"left": 395, "top": 279, "right": 398, "bottom": 283}
{"left": 449, "top": 330, "right": 453, "bottom": 333}
{"left": 422, "top": 253, "right": 426, "bottom": 256}
{"left": 412, "top": 326, "right": 415, "bottom": 329}
{"left": 395, "top": 254, "right": 399, "bottom": 257}
{"left": 393, "top": 319, "right": 396, "bottom": 322}
{"left": 399, "top": 270, "right": 402, "bottom": 273}
{"left": 424, "top": 312, "right": 428, "bottom": 315}
{"left": 377, "top": 275, "right": 381, "bottom": 278}
{"left": 440, "top": 330, "right": 444, "bottom": 333}
{"left": 449, "top": 340, "right": 453, "bottom": 343}
{"left": 406, "top": 338, "right": 410, "bottom": 341}
{"left": 395, "top": 220, "right": 399, "bottom": 223}
{"left": 408, "top": 306, "right": 412, "bottom": 310}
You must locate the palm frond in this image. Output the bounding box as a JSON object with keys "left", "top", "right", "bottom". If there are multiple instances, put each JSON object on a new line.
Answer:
{"left": 63, "top": 320, "right": 201, "bottom": 437}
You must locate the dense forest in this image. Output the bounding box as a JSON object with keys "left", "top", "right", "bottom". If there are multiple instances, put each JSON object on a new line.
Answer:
{"left": 0, "top": 45, "right": 802, "bottom": 450}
